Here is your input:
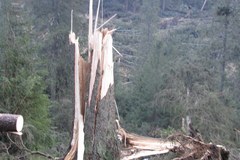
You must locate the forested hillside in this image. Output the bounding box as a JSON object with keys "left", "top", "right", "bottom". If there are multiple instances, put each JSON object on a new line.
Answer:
{"left": 0, "top": 0, "right": 239, "bottom": 159}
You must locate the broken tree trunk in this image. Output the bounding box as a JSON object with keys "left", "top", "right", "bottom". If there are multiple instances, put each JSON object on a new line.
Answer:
{"left": 0, "top": 114, "right": 24, "bottom": 132}
{"left": 84, "top": 29, "right": 119, "bottom": 160}
{"left": 117, "top": 121, "right": 229, "bottom": 160}
{"left": 64, "top": 13, "right": 85, "bottom": 159}
{"left": 65, "top": 6, "right": 119, "bottom": 159}
{"left": 64, "top": 0, "right": 119, "bottom": 159}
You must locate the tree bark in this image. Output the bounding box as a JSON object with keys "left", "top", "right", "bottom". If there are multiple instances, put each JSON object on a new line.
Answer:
{"left": 0, "top": 114, "right": 24, "bottom": 132}
{"left": 66, "top": 5, "right": 119, "bottom": 159}
{"left": 84, "top": 29, "right": 119, "bottom": 160}
{"left": 93, "top": 86, "right": 119, "bottom": 160}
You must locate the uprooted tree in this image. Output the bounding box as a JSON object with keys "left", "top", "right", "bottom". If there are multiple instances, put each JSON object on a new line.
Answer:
{"left": 64, "top": 1, "right": 230, "bottom": 160}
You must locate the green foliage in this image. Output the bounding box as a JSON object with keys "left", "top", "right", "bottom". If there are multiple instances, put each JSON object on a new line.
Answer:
{"left": 0, "top": 36, "right": 52, "bottom": 149}
{"left": 116, "top": 0, "right": 240, "bottom": 149}
{"left": 138, "top": 0, "right": 160, "bottom": 57}
{"left": 50, "top": 99, "right": 73, "bottom": 132}
{"left": 0, "top": 0, "right": 52, "bottom": 154}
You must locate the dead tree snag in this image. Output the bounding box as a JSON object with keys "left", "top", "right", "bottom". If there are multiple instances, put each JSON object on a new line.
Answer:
{"left": 65, "top": 6, "right": 119, "bottom": 159}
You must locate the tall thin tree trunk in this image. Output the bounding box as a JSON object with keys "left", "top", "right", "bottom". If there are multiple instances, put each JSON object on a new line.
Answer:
{"left": 220, "top": 16, "right": 228, "bottom": 92}
{"left": 201, "top": 0, "right": 208, "bottom": 11}
{"left": 162, "top": 0, "right": 166, "bottom": 12}
{"left": 125, "top": 0, "right": 129, "bottom": 11}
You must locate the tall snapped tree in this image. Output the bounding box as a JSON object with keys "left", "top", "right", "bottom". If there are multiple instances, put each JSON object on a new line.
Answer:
{"left": 64, "top": 1, "right": 119, "bottom": 158}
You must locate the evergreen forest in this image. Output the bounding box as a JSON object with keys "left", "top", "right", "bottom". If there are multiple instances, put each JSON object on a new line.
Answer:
{"left": 0, "top": 0, "right": 239, "bottom": 159}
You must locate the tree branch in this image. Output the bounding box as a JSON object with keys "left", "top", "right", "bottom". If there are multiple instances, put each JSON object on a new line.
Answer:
{"left": 6, "top": 133, "right": 57, "bottom": 159}
{"left": 201, "top": 0, "right": 208, "bottom": 11}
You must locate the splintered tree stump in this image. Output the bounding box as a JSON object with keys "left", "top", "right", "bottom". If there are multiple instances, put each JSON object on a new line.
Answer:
{"left": 0, "top": 114, "right": 24, "bottom": 132}
{"left": 84, "top": 29, "right": 119, "bottom": 160}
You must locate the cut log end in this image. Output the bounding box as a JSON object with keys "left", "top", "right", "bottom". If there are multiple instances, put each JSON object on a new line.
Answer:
{"left": 0, "top": 114, "right": 24, "bottom": 132}
{"left": 16, "top": 115, "right": 24, "bottom": 132}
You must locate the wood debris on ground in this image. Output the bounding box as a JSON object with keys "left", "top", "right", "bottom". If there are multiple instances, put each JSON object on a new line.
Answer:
{"left": 116, "top": 120, "right": 229, "bottom": 160}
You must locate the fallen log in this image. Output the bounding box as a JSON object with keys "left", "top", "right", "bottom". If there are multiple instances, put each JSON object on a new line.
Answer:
{"left": 116, "top": 121, "right": 180, "bottom": 160}
{"left": 0, "top": 114, "right": 24, "bottom": 132}
{"left": 116, "top": 120, "right": 229, "bottom": 160}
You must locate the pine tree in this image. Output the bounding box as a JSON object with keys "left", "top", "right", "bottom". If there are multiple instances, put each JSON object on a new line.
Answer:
{"left": 0, "top": 0, "right": 52, "bottom": 153}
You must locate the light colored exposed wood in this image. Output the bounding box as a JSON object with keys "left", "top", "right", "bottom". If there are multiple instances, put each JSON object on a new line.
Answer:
{"left": 94, "top": 0, "right": 101, "bottom": 32}
{"left": 65, "top": 24, "right": 84, "bottom": 160}
{"left": 74, "top": 37, "right": 84, "bottom": 160}
{"left": 67, "top": 1, "right": 118, "bottom": 159}
{"left": 101, "top": 30, "right": 114, "bottom": 99}
{"left": 114, "top": 100, "right": 120, "bottom": 121}
{"left": 201, "top": 0, "right": 208, "bottom": 11}
{"left": 113, "top": 46, "right": 123, "bottom": 57}
{"left": 96, "top": 14, "right": 117, "bottom": 30}
{"left": 88, "top": 31, "right": 103, "bottom": 105}
{"left": 67, "top": 4, "right": 117, "bottom": 159}
{"left": 117, "top": 124, "right": 180, "bottom": 160}
{"left": 117, "top": 121, "right": 229, "bottom": 160}
{"left": 85, "top": 28, "right": 118, "bottom": 159}
{"left": 71, "top": 10, "right": 73, "bottom": 33}
{"left": 77, "top": 116, "right": 84, "bottom": 160}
